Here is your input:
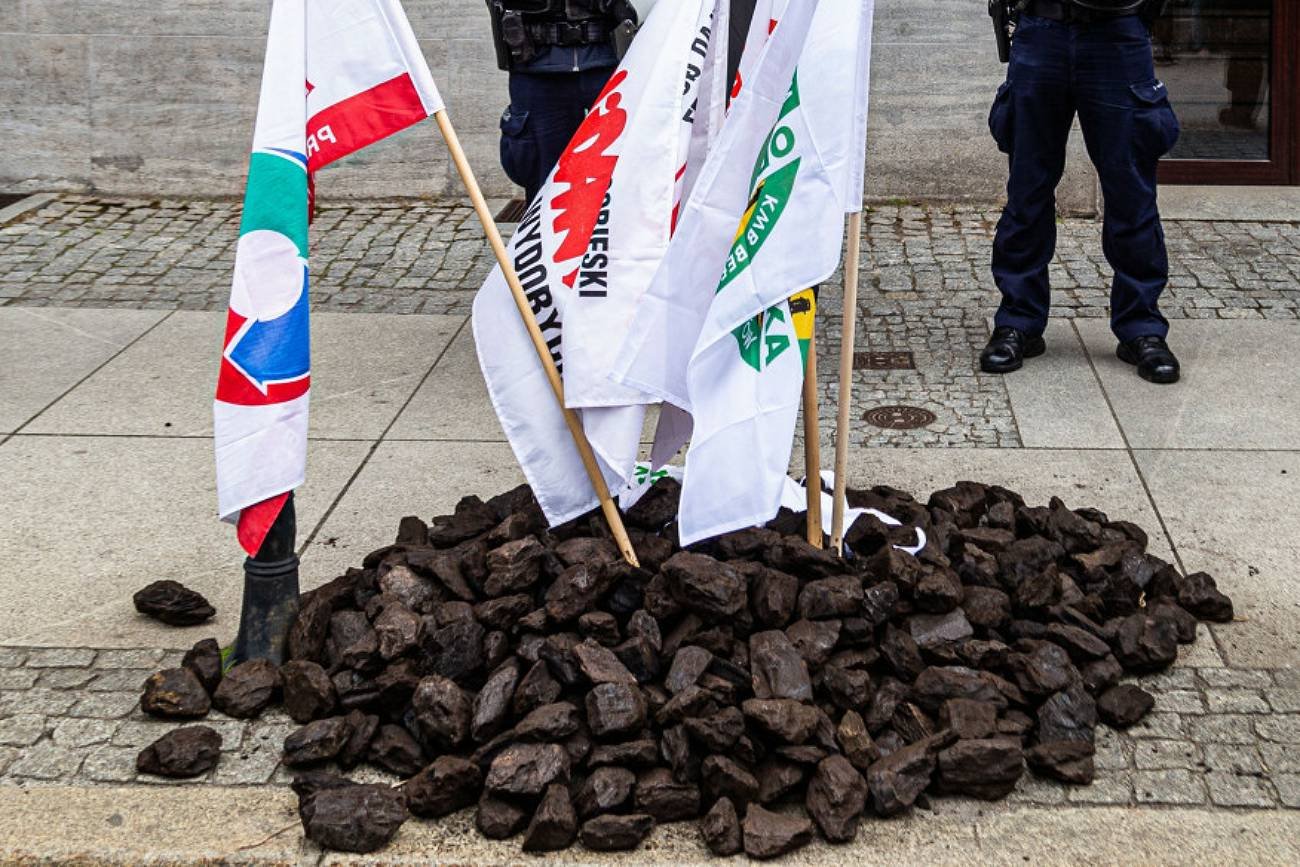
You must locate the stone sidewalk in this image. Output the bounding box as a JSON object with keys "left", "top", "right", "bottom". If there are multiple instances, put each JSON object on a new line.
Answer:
{"left": 0, "top": 194, "right": 1298, "bottom": 863}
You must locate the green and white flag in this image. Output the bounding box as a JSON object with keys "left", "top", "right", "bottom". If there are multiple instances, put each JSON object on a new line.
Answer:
{"left": 616, "top": 0, "right": 875, "bottom": 545}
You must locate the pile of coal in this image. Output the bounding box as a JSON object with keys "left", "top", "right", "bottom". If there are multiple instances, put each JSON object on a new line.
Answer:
{"left": 139, "top": 479, "right": 1233, "bottom": 856}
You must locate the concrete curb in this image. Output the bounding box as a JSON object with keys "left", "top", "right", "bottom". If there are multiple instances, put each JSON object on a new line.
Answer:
{"left": 0, "top": 785, "right": 1297, "bottom": 865}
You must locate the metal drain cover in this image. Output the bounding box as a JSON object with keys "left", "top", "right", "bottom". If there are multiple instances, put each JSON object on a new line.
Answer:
{"left": 863, "top": 405, "right": 937, "bottom": 430}
{"left": 854, "top": 351, "right": 915, "bottom": 371}
{"left": 495, "top": 198, "right": 527, "bottom": 223}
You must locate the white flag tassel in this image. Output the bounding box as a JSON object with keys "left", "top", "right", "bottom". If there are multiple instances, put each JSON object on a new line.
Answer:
{"left": 625, "top": 0, "right": 875, "bottom": 546}
{"left": 472, "top": 0, "right": 717, "bottom": 527}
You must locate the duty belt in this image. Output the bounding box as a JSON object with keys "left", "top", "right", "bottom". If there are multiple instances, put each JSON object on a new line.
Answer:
{"left": 1024, "top": 0, "right": 1138, "bottom": 22}
{"left": 525, "top": 20, "right": 613, "bottom": 47}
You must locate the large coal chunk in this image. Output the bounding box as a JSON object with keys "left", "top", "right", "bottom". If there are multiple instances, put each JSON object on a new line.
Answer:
{"left": 477, "top": 793, "right": 530, "bottom": 839}
{"left": 866, "top": 739, "right": 936, "bottom": 816}
{"left": 283, "top": 716, "right": 354, "bottom": 766}
{"left": 213, "top": 660, "right": 281, "bottom": 719}
{"left": 367, "top": 723, "right": 426, "bottom": 776}
{"left": 700, "top": 796, "right": 743, "bottom": 855}
{"left": 1097, "top": 684, "right": 1155, "bottom": 728}
{"left": 181, "top": 638, "right": 223, "bottom": 694}
{"left": 140, "top": 668, "right": 211, "bottom": 719}
{"left": 406, "top": 755, "right": 483, "bottom": 818}
{"left": 429, "top": 496, "right": 499, "bottom": 547}
{"left": 1025, "top": 741, "right": 1095, "bottom": 785}
{"left": 1037, "top": 684, "right": 1099, "bottom": 746}
{"left": 805, "top": 755, "right": 867, "bottom": 843}
{"left": 579, "top": 814, "right": 655, "bottom": 851}
{"left": 586, "top": 683, "right": 648, "bottom": 739}
{"left": 411, "top": 674, "right": 472, "bottom": 749}
{"left": 136, "top": 725, "right": 222, "bottom": 778}
{"left": 133, "top": 580, "right": 216, "bottom": 626}
{"left": 937, "top": 738, "right": 1023, "bottom": 799}
{"left": 296, "top": 776, "right": 408, "bottom": 853}
{"left": 1114, "top": 613, "right": 1179, "bottom": 672}
{"left": 636, "top": 767, "right": 701, "bottom": 821}
{"left": 575, "top": 766, "right": 636, "bottom": 818}
{"left": 749, "top": 630, "right": 813, "bottom": 701}
{"left": 664, "top": 552, "right": 747, "bottom": 619}
{"left": 523, "top": 783, "right": 578, "bottom": 852}
{"left": 742, "top": 803, "right": 814, "bottom": 859}
{"left": 1175, "top": 571, "right": 1234, "bottom": 622}
{"left": 485, "top": 743, "right": 571, "bottom": 797}
{"left": 281, "top": 660, "right": 337, "bottom": 724}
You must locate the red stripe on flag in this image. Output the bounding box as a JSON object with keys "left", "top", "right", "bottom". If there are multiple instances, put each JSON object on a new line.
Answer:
{"left": 307, "top": 73, "right": 430, "bottom": 172}
{"left": 237, "top": 492, "right": 290, "bottom": 556}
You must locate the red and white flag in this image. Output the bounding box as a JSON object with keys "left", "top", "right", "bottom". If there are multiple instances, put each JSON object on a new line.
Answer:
{"left": 215, "top": 0, "right": 442, "bottom": 554}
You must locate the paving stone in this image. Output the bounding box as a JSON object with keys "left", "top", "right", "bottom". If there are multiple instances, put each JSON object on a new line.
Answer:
{"left": 1066, "top": 772, "right": 1132, "bottom": 805}
{"left": 51, "top": 717, "right": 120, "bottom": 749}
{"left": 1206, "top": 772, "right": 1276, "bottom": 808}
{"left": 80, "top": 746, "right": 140, "bottom": 783}
{"left": 94, "top": 649, "right": 166, "bottom": 669}
{"left": 1200, "top": 669, "right": 1273, "bottom": 689}
{"left": 1004, "top": 774, "right": 1067, "bottom": 805}
{"left": 1187, "top": 714, "right": 1256, "bottom": 745}
{"left": 1134, "top": 739, "right": 1201, "bottom": 771}
{"left": 0, "top": 746, "right": 17, "bottom": 775}
{"left": 69, "top": 692, "right": 141, "bottom": 719}
{"left": 1261, "top": 743, "right": 1300, "bottom": 774}
{"left": 1151, "top": 689, "right": 1205, "bottom": 714}
{"left": 1127, "top": 712, "right": 1187, "bottom": 740}
{"left": 88, "top": 670, "right": 153, "bottom": 692}
{"left": 1255, "top": 715, "right": 1300, "bottom": 744}
{"left": 1204, "top": 689, "right": 1270, "bottom": 715}
{"left": 0, "top": 648, "right": 28, "bottom": 667}
{"left": 210, "top": 721, "right": 292, "bottom": 785}
{"left": 1133, "top": 769, "right": 1207, "bottom": 805}
{"left": 1094, "top": 727, "right": 1131, "bottom": 771}
{"left": 24, "top": 648, "right": 96, "bottom": 668}
{"left": 0, "top": 714, "right": 48, "bottom": 747}
{"left": 1203, "top": 744, "right": 1265, "bottom": 775}
{"left": 38, "top": 668, "right": 97, "bottom": 689}
{"left": 1274, "top": 774, "right": 1300, "bottom": 808}
{"left": 6, "top": 741, "right": 83, "bottom": 780}
{"left": 0, "top": 669, "right": 39, "bottom": 690}
{"left": 1266, "top": 689, "right": 1300, "bottom": 714}
{"left": 0, "top": 689, "right": 78, "bottom": 716}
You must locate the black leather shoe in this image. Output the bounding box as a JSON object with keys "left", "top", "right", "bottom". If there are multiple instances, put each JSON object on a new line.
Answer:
{"left": 1117, "top": 335, "right": 1180, "bottom": 384}
{"left": 980, "top": 326, "right": 1046, "bottom": 374}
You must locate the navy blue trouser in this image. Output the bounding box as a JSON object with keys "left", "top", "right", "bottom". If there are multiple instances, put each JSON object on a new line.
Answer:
{"left": 500, "top": 68, "right": 616, "bottom": 205}
{"left": 989, "top": 14, "right": 1181, "bottom": 343}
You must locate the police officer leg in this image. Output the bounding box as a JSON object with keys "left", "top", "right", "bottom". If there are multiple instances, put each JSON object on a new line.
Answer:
{"left": 1074, "top": 15, "right": 1177, "bottom": 346}
{"left": 989, "top": 16, "right": 1076, "bottom": 345}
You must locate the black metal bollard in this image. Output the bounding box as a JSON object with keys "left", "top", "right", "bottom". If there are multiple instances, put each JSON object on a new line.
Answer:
{"left": 230, "top": 493, "right": 300, "bottom": 666}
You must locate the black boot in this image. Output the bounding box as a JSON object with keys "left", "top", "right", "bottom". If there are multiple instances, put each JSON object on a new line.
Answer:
{"left": 1117, "top": 335, "right": 1180, "bottom": 384}
{"left": 980, "top": 326, "right": 1046, "bottom": 374}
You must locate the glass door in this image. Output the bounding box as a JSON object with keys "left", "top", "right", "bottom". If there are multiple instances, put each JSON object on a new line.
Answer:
{"left": 1155, "top": 0, "right": 1298, "bottom": 184}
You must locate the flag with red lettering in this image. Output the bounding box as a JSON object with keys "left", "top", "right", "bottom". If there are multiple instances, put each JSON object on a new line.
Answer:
{"left": 472, "top": 0, "right": 719, "bottom": 526}
{"left": 215, "top": 0, "right": 442, "bottom": 554}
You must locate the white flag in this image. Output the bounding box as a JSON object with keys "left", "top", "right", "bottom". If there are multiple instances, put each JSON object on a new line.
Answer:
{"left": 472, "top": 0, "right": 716, "bottom": 526}
{"left": 633, "top": 0, "right": 876, "bottom": 546}
{"left": 214, "top": 0, "right": 441, "bottom": 553}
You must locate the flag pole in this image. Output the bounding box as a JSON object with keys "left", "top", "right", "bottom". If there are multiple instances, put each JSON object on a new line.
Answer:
{"left": 801, "top": 332, "right": 823, "bottom": 548}
{"left": 830, "top": 210, "right": 863, "bottom": 555}
{"left": 432, "top": 110, "right": 640, "bottom": 568}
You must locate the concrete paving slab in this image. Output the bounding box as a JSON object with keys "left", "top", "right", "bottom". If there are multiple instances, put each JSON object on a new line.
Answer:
{"left": 301, "top": 440, "right": 525, "bottom": 585}
{"left": 0, "top": 307, "right": 166, "bottom": 434}
{"left": 0, "top": 435, "right": 370, "bottom": 649}
{"left": 1135, "top": 449, "right": 1300, "bottom": 669}
{"left": 385, "top": 319, "right": 503, "bottom": 442}
{"left": 1158, "top": 184, "right": 1300, "bottom": 222}
{"left": 1002, "top": 319, "right": 1125, "bottom": 449}
{"left": 0, "top": 784, "right": 1297, "bottom": 865}
{"left": 25, "top": 311, "right": 462, "bottom": 439}
{"left": 1076, "top": 319, "right": 1300, "bottom": 450}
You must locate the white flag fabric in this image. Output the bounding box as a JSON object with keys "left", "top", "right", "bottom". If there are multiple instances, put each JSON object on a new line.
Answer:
{"left": 472, "top": 0, "right": 717, "bottom": 527}
{"left": 215, "top": 0, "right": 441, "bottom": 553}
{"left": 621, "top": 0, "right": 876, "bottom": 546}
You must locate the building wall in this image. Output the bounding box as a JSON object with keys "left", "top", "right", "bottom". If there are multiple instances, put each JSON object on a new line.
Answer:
{"left": 0, "top": 0, "right": 1097, "bottom": 210}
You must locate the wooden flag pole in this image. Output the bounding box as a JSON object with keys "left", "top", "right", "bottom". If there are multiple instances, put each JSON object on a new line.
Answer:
{"left": 433, "top": 110, "right": 640, "bottom": 567}
{"left": 801, "top": 332, "right": 823, "bottom": 548}
{"left": 830, "top": 210, "right": 864, "bottom": 555}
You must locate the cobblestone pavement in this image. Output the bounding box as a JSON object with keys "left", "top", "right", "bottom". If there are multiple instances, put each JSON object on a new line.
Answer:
{"left": 0, "top": 644, "right": 1296, "bottom": 811}
{"left": 3, "top": 195, "right": 1299, "bottom": 449}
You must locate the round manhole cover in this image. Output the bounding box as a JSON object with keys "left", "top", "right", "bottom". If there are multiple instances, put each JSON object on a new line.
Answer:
{"left": 863, "top": 405, "right": 936, "bottom": 430}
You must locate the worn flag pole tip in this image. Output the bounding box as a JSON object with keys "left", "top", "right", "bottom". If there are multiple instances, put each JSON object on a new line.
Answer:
{"left": 431, "top": 108, "right": 640, "bottom": 567}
